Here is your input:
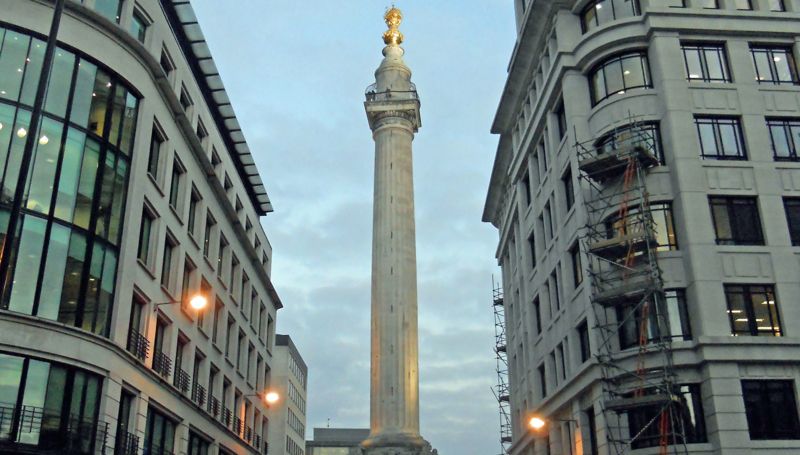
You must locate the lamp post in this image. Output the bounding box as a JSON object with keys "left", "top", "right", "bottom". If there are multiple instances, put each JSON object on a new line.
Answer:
{"left": 245, "top": 390, "right": 280, "bottom": 408}
{"left": 153, "top": 294, "right": 208, "bottom": 312}
{"left": 528, "top": 415, "right": 578, "bottom": 455}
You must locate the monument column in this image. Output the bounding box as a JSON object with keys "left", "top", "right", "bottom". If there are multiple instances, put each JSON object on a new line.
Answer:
{"left": 361, "top": 7, "right": 429, "bottom": 455}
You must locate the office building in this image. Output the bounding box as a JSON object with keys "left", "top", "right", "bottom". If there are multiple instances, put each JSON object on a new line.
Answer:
{"left": 0, "top": 1, "right": 281, "bottom": 454}
{"left": 306, "top": 428, "right": 370, "bottom": 455}
{"left": 268, "top": 334, "right": 308, "bottom": 455}
{"left": 484, "top": 0, "right": 800, "bottom": 453}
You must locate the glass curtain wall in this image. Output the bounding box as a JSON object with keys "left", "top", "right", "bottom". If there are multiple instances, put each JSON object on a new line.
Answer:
{"left": 0, "top": 25, "right": 138, "bottom": 336}
{"left": 0, "top": 352, "right": 103, "bottom": 453}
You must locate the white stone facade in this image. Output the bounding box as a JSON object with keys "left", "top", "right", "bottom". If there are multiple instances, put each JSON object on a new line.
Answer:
{"left": 485, "top": 0, "right": 800, "bottom": 454}
{"left": 268, "top": 334, "right": 308, "bottom": 455}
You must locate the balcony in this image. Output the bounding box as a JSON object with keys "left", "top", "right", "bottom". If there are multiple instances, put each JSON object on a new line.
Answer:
{"left": 0, "top": 403, "right": 108, "bottom": 454}
{"left": 191, "top": 382, "right": 206, "bottom": 408}
{"left": 207, "top": 396, "right": 220, "bottom": 418}
{"left": 233, "top": 417, "right": 242, "bottom": 436}
{"left": 244, "top": 426, "right": 252, "bottom": 442}
{"left": 152, "top": 352, "right": 172, "bottom": 380}
{"left": 222, "top": 407, "right": 232, "bottom": 428}
{"left": 114, "top": 430, "right": 139, "bottom": 455}
{"left": 126, "top": 331, "right": 149, "bottom": 362}
{"left": 174, "top": 370, "right": 191, "bottom": 394}
{"left": 364, "top": 82, "right": 419, "bottom": 102}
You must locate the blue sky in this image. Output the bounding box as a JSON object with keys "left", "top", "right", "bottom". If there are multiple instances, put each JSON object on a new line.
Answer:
{"left": 192, "top": 2, "right": 516, "bottom": 453}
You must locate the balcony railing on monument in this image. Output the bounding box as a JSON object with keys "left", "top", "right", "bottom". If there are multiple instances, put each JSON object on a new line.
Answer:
{"left": 174, "top": 370, "right": 191, "bottom": 394}
{"left": 0, "top": 402, "right": 109, "bottom": 454}
{"left": 152, "top": 351, "right": 172, "bottom": 379}
{"left": 364, "top": 82, "right": 419, "bottom": 102}
{"left": 126, "top": 331, "right": 149, "bottom": 362}
{"left": 207, "top": 396, "right": 220, "bottom": 418}
{"left": 191, "top": 382, "right": 206, "bottom": 408}
{"left": 115, "top": 430, "right": 139, "bottom": 455}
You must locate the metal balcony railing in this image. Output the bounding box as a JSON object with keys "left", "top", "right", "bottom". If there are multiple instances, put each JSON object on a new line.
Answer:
{"left": 174, "top": 370, "right": 191, "bottom": 394}
{"left": 126, "top": 331, "right": 149, "bottom": 362}
{"left": 191, "top": 383, "right": 206, "bottom": 408}
{"left": 233, "top": 417, "right": 242, "bottom": 436}
{"left": 115, "top": 430, "right": 139, "bottom": 455}
{"left": 222, "top": 407, "right": 232, "bottom": 428}
{"left": 244, "top": 425, "right": 252, "bottom": 442}
{"left": 207, "top": 396, "right": 220, "bottom": 418}
{"left": 253, "top": 435, "right": 261, "bottom": 449}
{"left": 364, "top": 82, "right": 418, "bottom": 102}
{"left": 0, "top": 402, "right": 108, "bottom": 454}
{"left": 152, "top": 351, "right": 172, "bottom": 379}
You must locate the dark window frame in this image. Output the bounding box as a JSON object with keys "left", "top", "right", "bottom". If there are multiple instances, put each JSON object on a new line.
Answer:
{"left": 580, "top": 0, "right": 641, "bottom": 33}
{"left": 589, "top": 51, "right": 653, "bottom": 105}
{"left": 724, "top": 284, "right": 782, "bottom": 337}
{"left": 766, "top": 117, "right": 800, "bottom": 161}
{"left": 750, "top": 45, "right": 799, "bottom": 85}
{"left": 784, "top": 197, "right": 800, "bottom": 246}
{"left": 709, "top": 196, "right": 764, "bottom": 245}
{"left": 681, "top": 42, "right": 731, "bottom": 83}
{"left": 742, "top": 380, "right": 800, "bottom": 440}
{"left": 695, "top": 116, "right": 747, "bottom": 160}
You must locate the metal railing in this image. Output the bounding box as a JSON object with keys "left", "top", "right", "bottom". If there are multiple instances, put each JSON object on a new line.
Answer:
{"left": 233, "top": 417, "right": 242, "bottom": 436}
{"left": 222, "top": 407, "right": 232, "bottom": 428}
{"left": 174, "top": 370, "right": 191, "bottom": 394}
{"left": 191, "top": 382, "right": 206, "bottom": 408}
{"left": 364, "top": 82, "right": 418, "bottom": 102}
{"left": 126, "top": 331, "right": 149, "bottom": 362}
{"left": 115, "top": 430, "right": 139, "bottom": 455}
{"left": 244, "top": 425, "right": 252, "bottom": 442}
{"left": 0, "top": 402, "right": 108, "bottom": 454}
{"left": 152, "top": 351, "right": 172, "bottom": 379}
{"left": 207, "top": 396, "right": 220, "bottom": 418}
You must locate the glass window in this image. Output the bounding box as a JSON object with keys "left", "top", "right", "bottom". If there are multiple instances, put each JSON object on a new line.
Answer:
{"left": 590, "top": 51, "right": 651, "bottom": 105}
{"left": 188, "top": 431, "right": 210, "bottom": 455}
{"left": 26, "top": 117, "right": 65, "bottom": 214}
{"left": 784, "top": 198, "right": 800, "bottom": 246}
{"left": 203, "top": 211, "right": 215, "bottom": 258}
{"left": 0, "top": 353, "right": 102, "bottom": 453}
{"left": 18, "top": 37, "right": 45, "bottom": 108}
{"left": 605, "top": 202, "right": 678, "bottom": 252}
{"left": 769, "top": 0, "right": 785, "bottom": 11}
{"left": 578, "top": 321, "right": 590, "bottom": 362}
{"left": 44, "top": 49, "right": 76, "bottom": 118}
{"left": 618, "top": 289, "right": 691, "bottom": 349}
{"left": 144, "top": 407, "right": 176, "bottom": 455}
{"left": 751, "top": 46, "right": 799, "bottom": 85}
{"left": 628, "top": 385, "right": 707, "bottom": 448}
{"left": 581, "top": 0, "right": 640, "bottom": 33}
{"left": 161, "top": 236, "right": 175, "bottom": 289}
{"left": 709, "top": 197, "right": 764, "bottom": 245}
{"left": 1, "top": 108, "right": 31, "bottom": 203}
{"left": 556, "top": 100, "right": 567, "bottom": 138}
{"left": 695, "top": 117, "right": 746, "bottom": 160}
{"left": 169, "top": 160, "right": 184, "bottom": 209}
{"left": 130, "top": 10, "right": 148, "bottom": 43}
{"left": 147, "top": 126, "right": 163, "bottom": 178}
{"left": 767, "top": 118, "right": 800, "bottom": 161}
{"left": 94, "top": 0, "right": 122, "bottom": 23}
{"left": 682, "top": 43, "right": 730, "bottom": 83}
{"left": 562, "top": 167, "right": 574, "bottom": 210}
{"left": 137, "top": 210, "right": 154, "bottom": 263}
{"left": 725, "top": 284, "right": 781, "bottom": 336}
{"left": 570, "top": 243, "right": 582, "bottom": 286}
{"left": 188, "top": 187, "right": 200, "bottom": 235}
{"left": 87, "top": 68, "right": 111, "bottom": 137}
{"left": 742, "top": 380, "right": 800, "bottom": 439}
{"left": 7, "top": 215, "right": 47, "bottom": 315}
{"left": 0, "top": 30, "right": 32, "bottom": 103}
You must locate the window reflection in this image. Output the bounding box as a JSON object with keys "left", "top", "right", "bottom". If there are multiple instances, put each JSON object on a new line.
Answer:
{"left": 590, "top": 51, "right": 652, "bottom": 105}
{"left": 0, "top": 26, "right": 138, "bottom": 337}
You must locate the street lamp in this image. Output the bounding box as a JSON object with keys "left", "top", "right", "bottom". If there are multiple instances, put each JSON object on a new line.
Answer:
{"left": 246, "top": 390, "right": 280, "bottom": 407}
{"left": 528, "top": 415, "right": 578, "bottom": 455}
{"left": 153, "top": 293, "right": 208, "bottom": 312}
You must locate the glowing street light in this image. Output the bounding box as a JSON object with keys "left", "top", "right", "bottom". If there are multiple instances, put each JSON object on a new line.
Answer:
{"left": 264, "top": 391, "right": 280, "bottom": 405}
{"left": 529, "top": 416, "right": 546, "bottom": 431}
{"left": 153, "top": 293, "right": 208, "bottom": 312}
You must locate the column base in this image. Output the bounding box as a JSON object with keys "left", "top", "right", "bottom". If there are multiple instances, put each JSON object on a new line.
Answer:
{"left": 361, "top": 433, "right": 437, "bottom": 455}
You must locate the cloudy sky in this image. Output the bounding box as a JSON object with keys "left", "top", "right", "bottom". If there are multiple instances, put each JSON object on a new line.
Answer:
{"left": 192, "top": 2, "right": 516, "bottom": 453}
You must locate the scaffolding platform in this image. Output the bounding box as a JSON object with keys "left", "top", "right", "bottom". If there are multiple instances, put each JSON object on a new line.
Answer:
{"left": 594, "top": 275, "right": 655, "bottom": 307}
{"left": 578, "top": 144, "right": 659, "bottom": 183}
{"left": 605, "top": 394, "right": 680, "bottom": 412}
{"left": 588, "top": 231, "right": 657, "bottom": 261}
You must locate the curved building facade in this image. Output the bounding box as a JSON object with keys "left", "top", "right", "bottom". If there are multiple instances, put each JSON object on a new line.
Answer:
{"left": 0, "top": 1, "right": 281, "bottom": 454}
{"left": 485, "top": 0, "right": 800, "bottom": 453}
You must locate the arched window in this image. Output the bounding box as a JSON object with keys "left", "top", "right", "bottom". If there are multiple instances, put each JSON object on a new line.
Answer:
{"left": 581, "top": 0, "right": 640, "bottom": 33}
{"left": 589, "top": 51, "right": 652, "bottom": 105}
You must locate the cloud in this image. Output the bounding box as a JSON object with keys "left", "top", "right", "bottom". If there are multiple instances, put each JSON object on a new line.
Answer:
{"left": 193, "top": 1, "right": 517, "bottom": 453}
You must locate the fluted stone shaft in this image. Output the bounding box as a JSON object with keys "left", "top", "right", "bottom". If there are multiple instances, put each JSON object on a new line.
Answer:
{"left": 362, "top": 41, "right": 425, "bottom": 454}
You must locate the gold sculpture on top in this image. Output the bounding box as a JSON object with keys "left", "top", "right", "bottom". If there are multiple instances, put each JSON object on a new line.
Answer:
{"left": 382, "top": 6, "right": 403, "bottom": 46}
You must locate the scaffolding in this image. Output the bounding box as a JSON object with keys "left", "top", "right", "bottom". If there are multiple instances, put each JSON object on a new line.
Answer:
{"left": 576, "top": 120, "right": 688, "bottom": 455}
{"left": 491, "top": 276, "right": 512, "bottom": 455}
